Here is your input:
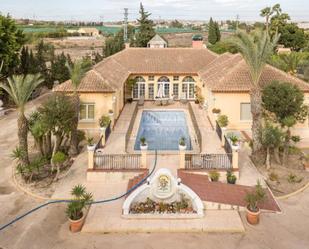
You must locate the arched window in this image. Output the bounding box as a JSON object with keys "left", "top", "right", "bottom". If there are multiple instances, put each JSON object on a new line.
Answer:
{"left": 158, "top": 76, "right": 170, "bottom": 82}
{"left": 157, "top": 76, "right": 170, "bottom": 98}
{"left": 182, "top": 76, "right": 195, "bottom": 82}
{"left": 135, "top": 76, "right": 146, "bottom": 82}
{"left": 182, "top": 76, "right": 195, "bottom": 99}
{"left": 132, "top": 76, "right": 145, "bottom": 99}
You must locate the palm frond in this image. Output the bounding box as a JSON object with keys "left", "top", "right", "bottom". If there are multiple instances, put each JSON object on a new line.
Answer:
{"left": 228, "top": 29, "right": 279, "bottom": 87}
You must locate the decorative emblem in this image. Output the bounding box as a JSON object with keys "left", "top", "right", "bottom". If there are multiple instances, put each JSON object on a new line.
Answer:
{"left": 157, "top": 175, "right": 170, "bottom": 193}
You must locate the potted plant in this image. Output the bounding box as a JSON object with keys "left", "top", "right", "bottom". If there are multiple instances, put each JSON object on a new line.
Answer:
{"left": 179, "top": 137, "right": 187, "bottom": 150}
{"left": 212, "top": 108, "right": 221, "bottom": 119}
{"left": 226, "top": 170, "right": 237, "bottom": 184}
{"left": 99, "top": 115, "right": 110, "bottom": 131}
{"left": 66, "top": 185, "right": 93, "bottom": 232}
{"left": 140, "top": 136, "right": 148, "bottom": 150}
{"left": 229, "top": 134, "right": 240, "bottom": 150}
{"left": 217, "top": 115, "right": 229, "bottom": 130}
{"left": 108, "top": 109, "right": 114, "bottom": 118}
{"left": 244, "top": 181, "right": 267, "bottom": 225}
{"left": 209, "top": 170, "right": 220, "bottom": 182}
{"left": 87, "top": 137, "right": 96, "bottom": 151}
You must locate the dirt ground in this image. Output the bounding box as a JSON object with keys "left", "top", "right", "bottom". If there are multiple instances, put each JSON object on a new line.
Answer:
{"left": 0, "top": 94, "right": 309, "bottom": 249}
{"left": 256, "top": 153, "right": 309, "bottom": 196}
{"left": 27, "top": 37, "right": 104, "bottom": 60}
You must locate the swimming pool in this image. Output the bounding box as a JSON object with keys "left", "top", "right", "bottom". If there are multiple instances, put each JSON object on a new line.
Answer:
{"left": 134, "top": 111, "right": 192, "bottom": 151}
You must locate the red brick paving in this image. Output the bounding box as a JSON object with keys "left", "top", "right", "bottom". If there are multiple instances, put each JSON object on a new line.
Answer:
{"left": 178, "top": 170, "right": 281, "bottom": 212}
{"left": 126, "top": 170, "right": 149, "bottom": 197}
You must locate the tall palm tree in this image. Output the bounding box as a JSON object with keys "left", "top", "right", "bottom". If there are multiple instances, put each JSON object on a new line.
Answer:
{"left": 229, "top": 30, "right": 279, "bottom": 162}
{"left": 66, "top": 60, "right": 91, "bottom": 156}
{"left": 0, "top": 74, "right": 44, "bottom": 165}
{"left": 260, "top": 4, "right": 281, "bottom": 34}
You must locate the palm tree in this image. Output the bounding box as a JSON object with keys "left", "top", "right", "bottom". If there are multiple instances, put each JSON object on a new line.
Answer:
{"left": 229, "top": 30, "right": 279, "bottom": 162}
{"left": 260, "top": 4, "right": 281, "bottom": 34}
{"left": 271, "top": 52, "right": 306, "bottom": 75}
{"left": 66, "top": 60, "right": 91, "bottom": 155}
{"left": 0, "top": 74, "right": 44, "bottom": 165}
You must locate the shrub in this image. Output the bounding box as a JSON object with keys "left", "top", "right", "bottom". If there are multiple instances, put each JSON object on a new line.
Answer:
{"left": 209, "top": 170, "right": 220, "bottom": 182}
{"left": 66, "top": 185, "right": 93, "bottom": 220}
{"left": 287, "top": 173, "right": 303, "bottom": 183}
{"left": 179, "top": 137, "right": 186, "bottom": 146}
{"left": 217, "top": 115, "right": 229, "bottom": 127}
{"left": 52, "top": 151, "right": 67, "bottom": 165}
{"left": 212, "top": 108, "right": 221, "bottom": 114}
{"left": 228, "top": 134, "right": 239, "bottom": 146}
{"left": 268, "top": 172, "right": 279, "bottom": 182}
{"left": 140, "top": 136, "right": 147, "bottom": 146}
{"left": 99, "top": 115, "right": 110, "bottom": 128}
{"left": 226, "top": 170, "right": 237, "bottom": 184}
{"left": 87, "top": 137, "right": 94, "bottom": 146}
{"left": 244, "top": 181, "right": 267, "bottom": 212}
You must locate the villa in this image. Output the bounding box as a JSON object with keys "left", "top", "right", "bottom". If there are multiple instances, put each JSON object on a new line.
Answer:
{"left": 54, "top": 38, "right": 309, "bottom": 136}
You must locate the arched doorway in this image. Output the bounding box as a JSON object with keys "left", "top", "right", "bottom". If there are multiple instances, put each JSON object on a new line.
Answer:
{"left": 157, "top": 76, "right": 170, "bottom": 98}
{"left": 182, "top": 76, "right": 195, "bottom": 99}
{"left": 132, "top": 76, "right": 146, "bottom": 99}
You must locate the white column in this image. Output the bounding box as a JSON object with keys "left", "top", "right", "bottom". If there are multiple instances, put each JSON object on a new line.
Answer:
{"left": 141, "top": 150, "right": 147, "bottom": 169}
{"left": 179, "top": 150, "right": 185, "bottom": 169}
{"left": 232, "top": 148, "right": 239, "bottom": 170}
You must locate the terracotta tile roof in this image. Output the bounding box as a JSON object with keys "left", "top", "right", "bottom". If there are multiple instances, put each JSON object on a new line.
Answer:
{"left": 54, "top": 48, "right": 218, "bottom": 93}
{"left": 54, "top": 47, "right": 309, "bottom": 94}
{"left": 199, "top": 53, "right": 309, "bottom": 93}
{"left": 178, "top": 170, "right": 281, "bottom": 212}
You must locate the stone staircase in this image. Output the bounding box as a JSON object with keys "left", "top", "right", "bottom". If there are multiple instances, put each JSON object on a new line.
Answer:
{"left": 126, "top": 170, "right": 149, "bottom": 196}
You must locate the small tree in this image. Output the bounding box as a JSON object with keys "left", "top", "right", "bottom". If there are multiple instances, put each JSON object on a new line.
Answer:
{"left": 262, "top": 81, "right": 308, "bottom": 164}
{"left": 260, "top": 123, "right": 284, "bottom": 169}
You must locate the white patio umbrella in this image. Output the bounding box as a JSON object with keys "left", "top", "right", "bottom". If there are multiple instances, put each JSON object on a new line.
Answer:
{"left": 156, "top": 83, "right": 165, "bottom": 99}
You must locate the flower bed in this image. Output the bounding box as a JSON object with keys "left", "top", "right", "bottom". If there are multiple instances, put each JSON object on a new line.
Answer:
{"left": 130, "top": 196, "right": 195, "bottom": 214}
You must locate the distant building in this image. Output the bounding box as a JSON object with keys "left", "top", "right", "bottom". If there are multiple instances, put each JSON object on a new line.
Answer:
{"left": 78, "top": 27, "right": 100, "bottom": 37}
{"left": 147, "top": 34, "right": 168, "bottom": 48}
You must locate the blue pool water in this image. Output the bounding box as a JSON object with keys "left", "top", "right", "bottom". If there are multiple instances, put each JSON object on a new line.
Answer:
{"left": 134, "top": 111, "right": 192, "bottom": 151}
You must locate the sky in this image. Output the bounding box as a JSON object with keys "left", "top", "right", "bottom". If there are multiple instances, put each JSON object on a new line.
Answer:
{"left": 0, "top": 0, "right": 308, "bottom": 22}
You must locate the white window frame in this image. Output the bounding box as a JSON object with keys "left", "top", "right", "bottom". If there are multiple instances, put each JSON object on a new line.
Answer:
{"left": 79, "top": 103, "right": 95, "bottom": 121}
{"left": 173, "top": 76, "right": 179, "bottom": 81}
{"left": 148, "top": 76, "right": 154, "bottom": 81}
{"left": 240, "top": 103, "right": 252, "bottom": 121}
{"left": 148, "top": 83, "right": 154, "bottom": 99}
{"left": 173, "top": 83, "right": 179, "bottom": 99}
{"left": 132, "top": 76, "right": 146, "bottom": 99}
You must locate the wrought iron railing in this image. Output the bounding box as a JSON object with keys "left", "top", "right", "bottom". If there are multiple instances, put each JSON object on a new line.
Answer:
{"left": 215, "top": 120, "right": 222, "bottom": 140}
{"left": 125, "top": 103, "right": 139, "bottom": 152}
{"left": 188, "top": 102, "right": 202, "bottom": 152}
{"left": 185, "top": 153, "right": 232, "bottom": 170}
{"left": 94, "top": 154, "right": 141, "bottom": 170}
{"left": 224, "top": 136, "right": 233, "bottom": 163}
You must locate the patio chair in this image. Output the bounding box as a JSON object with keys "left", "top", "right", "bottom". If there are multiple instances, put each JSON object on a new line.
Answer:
{"left": 168, "top": 95, "right": 175, "bottom": 105}
{"left": 138, "top": 96, "right": 145, "bottom": 106}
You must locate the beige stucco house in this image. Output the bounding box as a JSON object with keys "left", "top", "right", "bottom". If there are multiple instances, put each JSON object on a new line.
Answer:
{"left": 54, "top": 42, "right": 309, "bottom": 137}
{"left": 78, "top": 27, "right": 100, "bottom": 37}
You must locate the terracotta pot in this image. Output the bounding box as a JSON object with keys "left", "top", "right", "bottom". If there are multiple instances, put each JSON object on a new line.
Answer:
{"left": 246, "top": 206, "right": 260, "bottom": 225}
{"left": 69, "top": 214, "right": 85, "bottom": 233}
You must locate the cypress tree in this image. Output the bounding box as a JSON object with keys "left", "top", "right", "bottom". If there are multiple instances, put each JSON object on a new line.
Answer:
{"left": 215, "top": 22, "right": 221, "bottom": 42}
{"left": 134, "top": 3, "right": 156, "bottom": 47}
{"left": 208, "top": 17, "right": 217, "bottom": 45}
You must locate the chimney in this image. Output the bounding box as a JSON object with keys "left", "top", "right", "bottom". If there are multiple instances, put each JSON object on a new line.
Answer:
{"left": 192, "top": 34, "right": 204, "bottom": 48}
{"left": 125, "top": 42, "right": 130, "bottom": 49}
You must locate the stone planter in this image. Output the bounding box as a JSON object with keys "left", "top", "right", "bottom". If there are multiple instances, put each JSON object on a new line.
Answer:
{"left": 87, "top": 145, "right": 96, "bottom": 151}
{"left": 231, "top": 144, "right": 240, "bottom": 151}
{"left": 99, "top": 126, "right": 106, "bottom": 132}
{"left": 179, "top": 144, "right": 187, "bottom": 151}
{"left": 69, "top": 213, "right": 86, "bottom": 233}
{"left": 213, "top": 113, "right": 219, "bottom": 119}
{"left": 140, "top": 143, "right": 148, "bottom": 151}
{"left": 108, "top": 112, "right": 114, "bottom": 119}
{"left": 246, "top": 206, "right": 260, "bottom": 225}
